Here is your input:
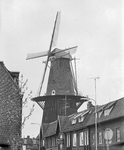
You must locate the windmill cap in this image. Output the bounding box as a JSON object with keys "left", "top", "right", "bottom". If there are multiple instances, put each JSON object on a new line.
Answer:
{"left": 52, "top": 48, "right": 72, "bottom": 59}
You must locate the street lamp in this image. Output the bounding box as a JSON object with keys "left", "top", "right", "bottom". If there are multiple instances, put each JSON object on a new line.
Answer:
{"left": 31, "top": 123, "right": 41, "bottom": 150}
{"left": 88, "top": 76, "right": 99, "bottom": 150}
{"left": 81, "top": 97, "right": 97, "bottom": 150}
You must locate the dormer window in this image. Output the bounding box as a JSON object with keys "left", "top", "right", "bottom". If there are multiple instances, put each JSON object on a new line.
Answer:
{"left": 78, "top": 115, "right": 85, "bottom": 122}
{"left": 72, "top": 118, "right": 77, "bottom": 124}
{"left": 104, "top": 106, "right": 113, "bottom": 116}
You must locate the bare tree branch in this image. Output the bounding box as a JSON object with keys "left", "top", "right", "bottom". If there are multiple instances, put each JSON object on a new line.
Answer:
{"left": 19, "top": 74, "right": 35, "bottom": 129}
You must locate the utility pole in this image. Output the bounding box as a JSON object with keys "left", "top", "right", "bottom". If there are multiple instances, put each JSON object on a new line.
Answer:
{"left": 88, "top": 77, "right": 100, "bottom": 150}
{"left": 62, "top": 95, "right": 70, "bottom": 116}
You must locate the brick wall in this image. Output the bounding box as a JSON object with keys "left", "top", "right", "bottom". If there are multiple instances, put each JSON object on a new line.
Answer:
{"left": 0, "top": 62, "right": 22, "bottom": 149}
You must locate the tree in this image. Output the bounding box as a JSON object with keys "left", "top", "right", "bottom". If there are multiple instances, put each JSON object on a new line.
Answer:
{"left": 8, "top": 74, "right": 35, "bottom": 150}
{"left": 19, "top": 74, "right": 35, "bottom": 131}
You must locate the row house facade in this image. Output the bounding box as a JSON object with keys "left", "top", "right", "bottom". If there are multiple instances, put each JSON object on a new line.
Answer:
{"left": 40, "top": 97, "right": 124, "bottom": 150}
{"left": 21, "top": 136, "right": 39, "bottom": 150}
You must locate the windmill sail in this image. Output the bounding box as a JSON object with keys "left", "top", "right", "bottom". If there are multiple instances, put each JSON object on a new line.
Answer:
{"left": 27, "top": 12, "right": 87, "bottom": 124}
{"left": 26, "top": 51, "right": 48, "bottom": 60}
{"left": 26, "top": 12, "right": 83, "bottom": 113}
{"left": 37, "top": 11, "right": 61, "bottom": 96}
{"left": 70, "top": 61, "right": 78, "bottom": 95}
{"left": 51, "top": 11, "right": 61, "bottom": 48}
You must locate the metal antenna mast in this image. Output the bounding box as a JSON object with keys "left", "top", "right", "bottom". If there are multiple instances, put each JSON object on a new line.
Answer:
{"left": 88, "top": 76, "right": 100, "bottom": 150}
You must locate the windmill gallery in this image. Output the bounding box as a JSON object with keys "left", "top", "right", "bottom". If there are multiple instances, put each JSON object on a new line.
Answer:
{"left": 26, "top": 12, "right": 124, "bottom": 150}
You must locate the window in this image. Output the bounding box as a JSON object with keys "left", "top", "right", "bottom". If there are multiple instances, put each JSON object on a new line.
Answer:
{"left": 86, "top": 130, "right": 89, "bottom": 145}
{"left": 106, "top": 140, "right": 112, "bottom": 144}
{"left": 92, "top": 133, "right": 95, "bottom": 145}
{"left": 42, "top": 140, "right": 45, "bottom": 146}
{"left": 60, "top": 134, "right": 63, "bottom": 139}
{"left": 73, "top": 133, "right": 77, "bottom": 147}
{"left": 104, "top": 107, "right": 113, "bottom": 116}
{"left": 98, "top": 132, "right": 102, "bottom": 144}
{"left": 78, "top": 116, "right": 85, "bottom": 122}
{"left": 84, "top": 130, "right": 89, "bottom": 146}
{"left": 55, "top": 136, "right": 57, "bottom": 145}
{"left": 116, "top": 128, "right": 121, "bottom": 142}
{"left": 33, "top": 139, "right": 36, "bottom": 144}
{"left": 72, "top": 118, "right": 77, "bottom": 124}
{"left": 66, "top": 133, "right": 70, "bottom": 147}
{"left": 52, "top": 137, "right": 55, "bottom": 147}
{"left": 24, "top": 139, "right": 27, "bottom": 144}
{"left": 47, "top": 138, "right": 52, "bottom": 148}
{"left": 79, "top": 132, "right": 84, "bottom": 146}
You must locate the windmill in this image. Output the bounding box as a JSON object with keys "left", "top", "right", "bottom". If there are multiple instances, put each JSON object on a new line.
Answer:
{"left": 26, "top": 12, "right": 87, "bottom": 123}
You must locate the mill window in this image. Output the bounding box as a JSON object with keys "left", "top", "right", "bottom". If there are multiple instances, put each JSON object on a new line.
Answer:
{"left": 116, "top": 128, "right": 121, "bottom": 142}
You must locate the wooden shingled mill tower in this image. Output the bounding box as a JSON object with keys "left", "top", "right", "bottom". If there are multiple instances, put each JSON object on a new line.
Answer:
{"left": 26, "top": 12, "right": 86, "bottom": 123}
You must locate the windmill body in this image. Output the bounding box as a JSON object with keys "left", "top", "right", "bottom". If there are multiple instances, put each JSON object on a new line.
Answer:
{"left": 27, "top": 12, "right": 86, "bottom": 123}
{"left": 41, "top": 54, "right": 77, "bottom": 123}
{"left": 46, "top": 52, "right": 74, "bottom": 96}
{"left": 32, "top": 52, "right": 85, "bottom": 123}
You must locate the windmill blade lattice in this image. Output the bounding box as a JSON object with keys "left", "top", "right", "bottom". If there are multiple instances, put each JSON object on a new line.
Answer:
{"left": 37, "top": 11, "right": 61, "bottom": 97}
{"left": 26, "top": 51, "right": 48, "bottom": 60}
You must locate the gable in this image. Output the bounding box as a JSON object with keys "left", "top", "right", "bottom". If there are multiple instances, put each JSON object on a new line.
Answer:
{"left": 0, "top": 62, "right": 19, "bottom": 90}
{"left": 42, "top": 121, "right": 58, "bottom": 138}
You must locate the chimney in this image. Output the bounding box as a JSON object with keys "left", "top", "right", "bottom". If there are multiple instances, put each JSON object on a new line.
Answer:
{"left": 27, "top": 135, "right": 30, "bottom": 139}
{"left": 87, "top": 101, "right": 94, "bottom": 110}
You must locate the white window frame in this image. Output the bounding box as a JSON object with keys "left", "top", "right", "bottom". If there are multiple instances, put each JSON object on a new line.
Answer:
{"left": 73, "top": 133, "right": 77, "bottom": 147}
{"left": 116, "top": 128, "right": 121, "bottom": 142}
{"left": 98, "top": 132, "right": 102, "bottom": 144}
{"left": 78, "top": 116, "right": 85, "bottom": 122}
{"left": 66, "top": 133, "right": 70, "bottom": 147}
{"left": 92, "top": 133, "right": 95, "bottom": 145}
{"left": 86, "top": 130, "right": 89, "bottom": 145}
{"left": 42, "top": 139, "right": 45, "bottom": 146}
{"left": 104, "top": 107, "right": 113, "bottom": 116}
{"left": 84, "top": 130, "right": 89, "bottom": 146}
{"left": 79, "top": 132, "right": 84, "bottom": 146}
{"left": 72, "top": 118, "right": 77, "bottom": 124}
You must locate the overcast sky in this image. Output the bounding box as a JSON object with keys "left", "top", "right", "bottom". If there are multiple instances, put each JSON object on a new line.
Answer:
{"left": 0, "top": 0, "right": 124, "bottom": 137}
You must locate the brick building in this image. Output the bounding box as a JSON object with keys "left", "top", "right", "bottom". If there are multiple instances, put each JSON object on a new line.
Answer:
{"left": 0, "top": 62, "right": 22, "bottom": 150}
{"left": 40, "top": 97, "right": 124, "bottom": 150}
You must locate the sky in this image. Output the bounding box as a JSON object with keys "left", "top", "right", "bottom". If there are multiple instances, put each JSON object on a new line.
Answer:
{"left": 0, "top": 0, "right": 124, "bottom": 137}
